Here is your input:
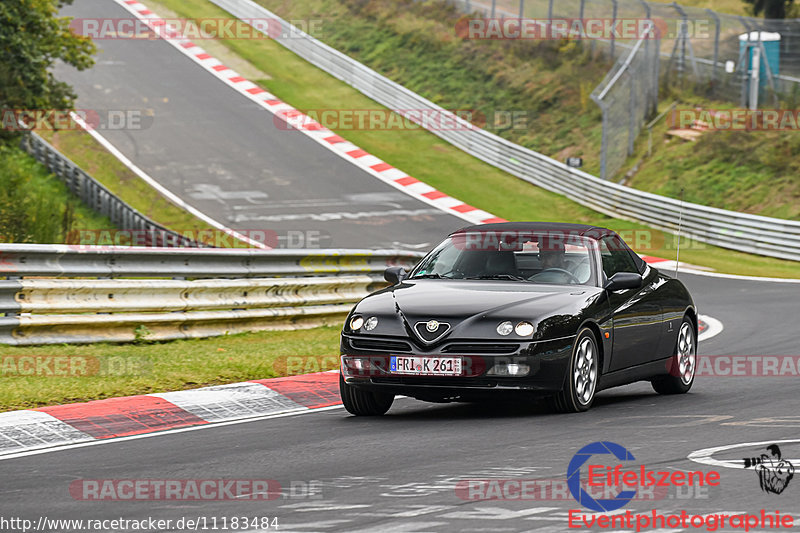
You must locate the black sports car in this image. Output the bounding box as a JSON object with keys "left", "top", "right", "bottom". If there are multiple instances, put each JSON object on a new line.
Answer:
{"left": 339, "top": 222, "right": 697, "bottom": 415}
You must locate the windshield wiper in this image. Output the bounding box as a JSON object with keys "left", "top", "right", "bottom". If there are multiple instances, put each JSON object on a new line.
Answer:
{"left": 465, "top": 274, "right": 527, "bottom": 281}
{"left": 411, "top": 273, "right": 444, "bottom": 279}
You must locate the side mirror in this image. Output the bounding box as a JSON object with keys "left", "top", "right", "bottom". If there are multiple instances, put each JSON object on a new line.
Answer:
{"left": 384, "top": 266, "right": 407, "bottom": 285}
{"left": 604, "top": 272, "right": 643, "bottom": 292}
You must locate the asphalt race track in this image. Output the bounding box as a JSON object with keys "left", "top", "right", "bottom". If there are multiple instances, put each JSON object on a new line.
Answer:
{"left": 53, "top": 0, "right": 467, "bottom": 251}
{"left": 2, "top": 272, "right": 799, "bottom": 533}
{"left": 5, "top": 0, "right": 798, "bottom": 531}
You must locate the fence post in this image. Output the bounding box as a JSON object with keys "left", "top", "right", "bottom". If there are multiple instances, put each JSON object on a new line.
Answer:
{"left": 518, "top": 0, "right": 524, "bottom": 19}
{"left": 739, "top": 18, "right": 752, "bottom": 108}
{"left": 594, "top": 97, "right": 608, "bottom": 180}
{"left": 639, "top": 0, "right": 651, "bottom": 19}
{"left": 672, "top": 2, "right": 687, "bottom": 86}
{"left": 707, "top": 9, "right": 720, "bottom": 85}
{"left": 491, "top": 0, "right": 496, "bottom": 19}
{"left": 610, "top": 0, "right": 618, "bottom": 58}
{"left": 629, "top": 70, "right": 636, "bottom": 155}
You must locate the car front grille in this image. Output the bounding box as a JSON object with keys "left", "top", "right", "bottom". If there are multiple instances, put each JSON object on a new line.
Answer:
{"left": 441, "top": 343, "right": 520, "bottom": 354}
{"left": 348, "top": 338, "right": 413, "bottom": 353}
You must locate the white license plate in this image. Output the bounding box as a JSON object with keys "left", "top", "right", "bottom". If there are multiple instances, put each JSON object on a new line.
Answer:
{"left": 390, "top": 356, "right": 462, "bottom": 376}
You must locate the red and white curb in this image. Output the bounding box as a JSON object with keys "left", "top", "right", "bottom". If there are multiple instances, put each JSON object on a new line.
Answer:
{"left": 105, "top": 0, "right": 506, "bottom": 227}
{"left": 0, "top": 371, "right": 340, "bottom": 460}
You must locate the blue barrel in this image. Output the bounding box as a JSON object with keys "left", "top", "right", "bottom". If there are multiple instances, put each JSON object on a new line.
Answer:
{"left": 739, "top": 31, "right": 781, "bottom": 89}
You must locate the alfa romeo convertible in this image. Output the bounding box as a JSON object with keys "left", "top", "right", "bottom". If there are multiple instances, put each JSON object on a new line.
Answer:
{"left": 339, "top": 222, "right": 697, "bottom": 415}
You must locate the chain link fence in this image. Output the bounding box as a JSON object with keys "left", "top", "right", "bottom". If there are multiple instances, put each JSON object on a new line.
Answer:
{"left": 452, "top": 0, "right": 800, "bottom": 177}
{"left": 591, "top": 23, "right": 659, "bottom": 178}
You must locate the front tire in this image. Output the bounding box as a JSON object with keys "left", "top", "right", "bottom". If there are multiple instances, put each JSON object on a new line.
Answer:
{"left": 552, "top": 328, "right": 599, "bottom": 413}
{"left": 339, "top": 373, "right": 394, "bottom": 416}
{"left": 652, "top": 317, "right": 696, "bottom": 395}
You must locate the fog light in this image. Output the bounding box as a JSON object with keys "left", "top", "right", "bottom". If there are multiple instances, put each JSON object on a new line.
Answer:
{"left": 342, "top": 356, "right": 377, "bottom": 377}
{"left": 515, "top": 321, "right": 534, "bottom": 337}
{"left": 364, "top": 316, "right": 378, "bottom": 331}
{"left": 349, "top": 316, "right": 364, "bottom": 330}
{"left": 487, "top": 363, "right": 530, "bottom": 376}
{"left": 496, "top": 321, "right": 513, "bottom": 336}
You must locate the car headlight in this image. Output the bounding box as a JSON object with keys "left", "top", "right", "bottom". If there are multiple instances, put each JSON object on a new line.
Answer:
{"left": 350, "top": 316, "right": 364, "bottom": 330}
{"left": 496, "top": 321, "right": 513, "bottom": 336}
{"left": 515, "top": 321, "right": 534, "bottom": 337}
{"left": 364, "top": 316, "right": 378, "bottom": 331}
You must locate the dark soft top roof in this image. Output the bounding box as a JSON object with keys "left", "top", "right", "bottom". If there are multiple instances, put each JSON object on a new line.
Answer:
{"left": 452, "top": 222, "right": 646, "bottom": 273}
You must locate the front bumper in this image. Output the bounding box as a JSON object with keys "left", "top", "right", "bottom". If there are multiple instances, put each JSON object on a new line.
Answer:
{"left": 340, "top": 333, "right": 575, "bottom": 400}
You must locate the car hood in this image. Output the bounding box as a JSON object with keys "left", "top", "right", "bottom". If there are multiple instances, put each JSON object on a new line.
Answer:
{"left": 354, "top": 279, "right": 604, "bottom": 342}
{"left": 395, "top": 280, "right": 595, "bottom": 317}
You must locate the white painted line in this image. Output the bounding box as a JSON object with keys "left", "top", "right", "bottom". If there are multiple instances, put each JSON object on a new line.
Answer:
{"left": 679, "top": 266, "right": 800, "bottom": 284}
{"left": 697, "top": 314, "right": 723, "bottom": 342}
{"left": 69, "top": 112, "right": 268, "bottom": 249}
{"left": 688, "top": 439, "right": 800, "bottom": 470}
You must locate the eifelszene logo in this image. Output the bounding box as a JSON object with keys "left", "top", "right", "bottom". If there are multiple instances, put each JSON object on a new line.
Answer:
{"left": 567, "top": 441, "right": 637, "bottom": 512}
{"left": 567, "top": 441, "right": 720, "bottom": 512}
{"left": 743, "top": 444, "right": 795, "bottom": 495}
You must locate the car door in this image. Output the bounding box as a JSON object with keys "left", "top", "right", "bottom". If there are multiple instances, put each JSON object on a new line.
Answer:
{"left": 600, "top": 235, "right": 663, "bottom": 371}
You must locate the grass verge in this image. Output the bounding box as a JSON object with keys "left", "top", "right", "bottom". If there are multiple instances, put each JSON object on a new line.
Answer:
{"left": 0, "top": 326, "right": 340, "bottom": 412}
{"left": 0, "top": 138, "right": 112, "bottom": 243}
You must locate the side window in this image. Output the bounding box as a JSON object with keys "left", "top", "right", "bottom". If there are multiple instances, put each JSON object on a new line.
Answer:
{"left": 599, "top": 236, "right": 639, "bottom": 278}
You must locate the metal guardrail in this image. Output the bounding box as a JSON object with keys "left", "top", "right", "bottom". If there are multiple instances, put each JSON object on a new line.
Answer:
{"left": 209, "top": 0, "right": 800, "bottom": 262}
{"left": 0, "top": 245, "right": 423, "bottom": 345}
{"left": 20, "top": 132, "right": 203, "bottom": 248}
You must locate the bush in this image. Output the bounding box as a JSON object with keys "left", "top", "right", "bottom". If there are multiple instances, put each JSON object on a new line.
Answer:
{"left": 0, "top": 139, "right": 110, "bottom": 243}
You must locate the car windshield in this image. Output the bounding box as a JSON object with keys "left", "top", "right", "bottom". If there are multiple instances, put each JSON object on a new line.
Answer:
{"left": 410, "top": 231, "right": 596, "bottom": 285}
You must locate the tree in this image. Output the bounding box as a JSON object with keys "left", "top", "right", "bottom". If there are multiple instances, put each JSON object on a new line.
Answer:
{"left": 0, "top": 0, "right": 95, "bottom": 134}
{"left": 743, "top": 0, "right": 795, "bottom": 18}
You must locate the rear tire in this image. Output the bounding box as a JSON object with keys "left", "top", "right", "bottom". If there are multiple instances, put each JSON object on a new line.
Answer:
{"left": 339, "top": 373, "right": 394, "bottom": 416}
{"left": 652, "top": 317, "right": 696, "bottom": 395}
{"left": 552, "top": 328, "right": 599, "bottom": 413}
